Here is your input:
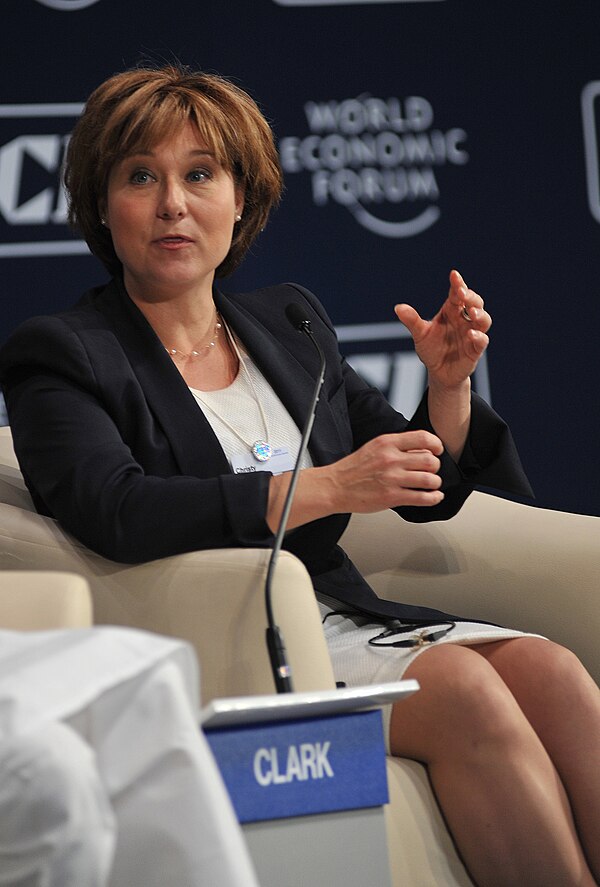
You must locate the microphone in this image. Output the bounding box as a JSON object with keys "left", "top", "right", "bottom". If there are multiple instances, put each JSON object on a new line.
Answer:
{"left": 264, "top": 302, "right": 327, "bottom": 693}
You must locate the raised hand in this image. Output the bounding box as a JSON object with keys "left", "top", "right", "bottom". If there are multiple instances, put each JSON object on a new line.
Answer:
{"left": 394, "top": 269, "right": 491, "bottom": 390}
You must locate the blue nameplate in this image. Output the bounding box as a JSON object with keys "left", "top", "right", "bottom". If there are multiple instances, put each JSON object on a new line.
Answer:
{"left": 205, "top": 709, "right": 388, "bottom": 823}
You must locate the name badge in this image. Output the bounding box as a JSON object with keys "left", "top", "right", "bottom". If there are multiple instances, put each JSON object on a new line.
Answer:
{"left": 205, "top": 710, "right": 388, "bottom": 823}
{"left": 232, "top": 447, "right": 295, "bottom": 475}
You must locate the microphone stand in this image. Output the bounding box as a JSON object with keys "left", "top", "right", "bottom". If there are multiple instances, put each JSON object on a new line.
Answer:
{"left": 264, "top": 306, "right": 327, "bottom": 693}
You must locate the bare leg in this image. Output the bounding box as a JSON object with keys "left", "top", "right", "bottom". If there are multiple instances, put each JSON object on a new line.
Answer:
{"left": 473, "top": 638, "right": 600, "bottom": 882}
{"left": 390, "top": 644, "right": 597, "bottom": 887}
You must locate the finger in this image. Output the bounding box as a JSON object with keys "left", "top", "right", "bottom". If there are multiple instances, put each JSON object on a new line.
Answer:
{"left": 449, "top": 274, "right": 489, "bottom": 329}
{"left": 459, "top": 302, "right": 492, "bottom": 337}
{"left": 464, "top": 306, "right": 492, "bottom": 332}
{"left": 465, "top": 328, "right": 490, "bottom": 357}
{"left": 401, "top": 450, "right": 442, "bottom": 474}
{"left": 400, "top": 471, "right": 442, "bottom": 490}
{"left": 386, "top": 430, "right": 444, "bottom": 455}
{"left": 449, "top": 269, "right": 483, "bottom": 308}
{"left": 464, "top": 286, "right": 484, "bottom": 308}
{"left": 448, "top": 269, "right": 472, "bottom": 308}
{"left": 448, "top": 275, "right": 471, "bottom": 312}
{"left": 449, "top": 269, "right": 465, "bottom": 293}
{"left": 396, "top": 489, "right": 445, "bottom": 507}
{"left": 394, "top": 303, "right": 429, "bottom": 341}
{"left": 461, "top": 290, "right": 485, "bottom": 318}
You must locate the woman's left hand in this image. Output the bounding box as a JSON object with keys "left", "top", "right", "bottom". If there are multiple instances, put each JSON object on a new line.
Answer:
{"left": 394, "top": 269, "right": 491, "bottom": 390}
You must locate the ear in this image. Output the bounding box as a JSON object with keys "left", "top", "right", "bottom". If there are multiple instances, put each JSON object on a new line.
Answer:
{"left": 98, "top": 200, "right": 109, "bottom": 228}
{"left": 234, "top": 183, "right": 245, "bottom": 220}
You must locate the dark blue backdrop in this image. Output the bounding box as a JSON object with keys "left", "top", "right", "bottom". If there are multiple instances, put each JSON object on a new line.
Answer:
{"left": 2, "top": 0, "right": 599, "bottom": 516}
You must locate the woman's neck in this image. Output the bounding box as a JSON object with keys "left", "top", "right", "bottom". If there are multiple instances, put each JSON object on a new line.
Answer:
{"left": 126, "top": 278, "right": 218, "bottom": 355}
{"left": 125, "top": 283, "right": 239, "bottom": 391}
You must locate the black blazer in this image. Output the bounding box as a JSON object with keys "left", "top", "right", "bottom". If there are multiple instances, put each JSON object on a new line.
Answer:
{"left": 0, "top": 278, "right": 532, "bottom": 622}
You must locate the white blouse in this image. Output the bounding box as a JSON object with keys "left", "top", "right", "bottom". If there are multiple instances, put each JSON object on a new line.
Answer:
{"left": 189, "top": 334, "right": 313, "bottom": 473}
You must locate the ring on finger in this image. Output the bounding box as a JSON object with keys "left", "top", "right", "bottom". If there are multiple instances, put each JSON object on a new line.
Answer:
{"left": 461, "top": 306, "right": 472, "bottom": 321}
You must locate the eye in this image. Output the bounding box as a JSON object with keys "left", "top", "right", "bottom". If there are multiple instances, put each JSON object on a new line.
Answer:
{"left": 187, "top": 168, "right": 212, "bottom": 183}
{"left": 130, "top": 168, "right": 155, "bottom": 185}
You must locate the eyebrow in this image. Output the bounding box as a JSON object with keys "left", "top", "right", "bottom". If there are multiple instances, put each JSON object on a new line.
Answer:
{"left": 125, "top": 149, "right": 215, "bottom": 159}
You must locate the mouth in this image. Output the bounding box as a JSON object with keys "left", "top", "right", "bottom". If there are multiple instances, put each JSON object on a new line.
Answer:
{"left": 153, "top": 235, "right": 194, "bottom": 251}
{"left": 155, "top": 235, "right": 193, "bottom": 244}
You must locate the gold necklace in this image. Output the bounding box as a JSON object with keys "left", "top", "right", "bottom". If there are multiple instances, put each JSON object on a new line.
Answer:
{"left": 165, "top": 314, "right": 222, "bottom": 361}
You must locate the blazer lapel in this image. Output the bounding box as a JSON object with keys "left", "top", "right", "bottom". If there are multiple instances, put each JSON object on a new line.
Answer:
{"left": 215, "top": 290, "right": 347, "bottom": 466}
{"left": 95, "top": 280, "right": 230, "bottom": 479}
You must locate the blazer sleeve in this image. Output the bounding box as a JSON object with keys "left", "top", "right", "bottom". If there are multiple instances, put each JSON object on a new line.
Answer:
{"left": 291, "top": 284, "right": 533, "bottom": 522}
{"left": 0, "top": 316, "right": 277, "bottom": 563}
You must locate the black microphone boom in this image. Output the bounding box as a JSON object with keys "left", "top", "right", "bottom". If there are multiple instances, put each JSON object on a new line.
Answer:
{"left": 264, "top": 303, "right": 327, "bottom": 693}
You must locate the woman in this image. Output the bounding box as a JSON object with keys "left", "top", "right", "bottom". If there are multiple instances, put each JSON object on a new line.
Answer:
{"left": 0, "top": 65, "right": 598, "bottom": 886}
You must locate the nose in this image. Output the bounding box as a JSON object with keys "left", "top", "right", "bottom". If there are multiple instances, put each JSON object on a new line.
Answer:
{"left": 157, "top": 177, "right": 186, "bottom": 220}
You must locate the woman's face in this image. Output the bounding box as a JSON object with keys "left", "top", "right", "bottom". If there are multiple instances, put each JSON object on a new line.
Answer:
{"left": 103, "top": 122, "right": 243, "bottom": 303}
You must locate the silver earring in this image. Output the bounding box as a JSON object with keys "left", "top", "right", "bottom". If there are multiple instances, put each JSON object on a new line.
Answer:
{"left": 235, "top": 213, "right": 242, "bottom": 222}
{"left": 100, "top": 217, "right": 107, "bottom": 227}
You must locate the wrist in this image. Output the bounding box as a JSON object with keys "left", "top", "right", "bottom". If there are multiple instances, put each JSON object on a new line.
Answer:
{"left": 266, "top": 465, "right": 337, "bottom": 533}
{"left": 427, "top": 375, "right": 471, "bottom": 399}
{"left": 427, "top": 378, "right": 471, "bottom": 463}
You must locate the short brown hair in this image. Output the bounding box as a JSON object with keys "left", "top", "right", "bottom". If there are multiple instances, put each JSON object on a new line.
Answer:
{"left": 64, "top": 64, "right": 283, "bottom": 277}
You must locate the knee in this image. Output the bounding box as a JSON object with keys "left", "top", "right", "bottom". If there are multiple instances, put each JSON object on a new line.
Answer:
{"left": 526, "top": 637, "right": 586, "bottom": 680}
{"left": 394, "top": 647, "right": 529, "bottom": 759}
{"left": 412, "top": 645, "right": 514, "bottom": 708}
{"left": 497, "top": 637, "right": 592, "bottom": 695}
{"left": 446, "top": 659, "right": 524, "bottom": 740}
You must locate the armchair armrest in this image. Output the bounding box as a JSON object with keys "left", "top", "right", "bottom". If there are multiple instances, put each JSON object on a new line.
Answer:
{"left": 0, "top": 571, "right": 93, "bottom": 630}
{"left": 0, "top": 499, "right": 335, "bottom": 703}
{"left": 88, "top": 546, "right": 336, "bottom": 703}
{"left": 340, "top": 492, "right": 600, "bottom": 684}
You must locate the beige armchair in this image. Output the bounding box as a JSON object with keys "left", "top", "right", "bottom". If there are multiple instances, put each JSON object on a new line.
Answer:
{"left": 0, "top": 570, "right": 92, "bottom": 630}
{"left": 1, "top": 424, "right": 598, "bottom": 887}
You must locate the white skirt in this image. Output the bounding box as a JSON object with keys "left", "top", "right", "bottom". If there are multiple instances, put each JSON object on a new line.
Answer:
{"left": 317, "top": 595, "right": 542, "bottom": 751}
